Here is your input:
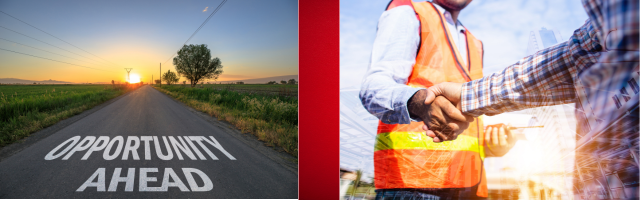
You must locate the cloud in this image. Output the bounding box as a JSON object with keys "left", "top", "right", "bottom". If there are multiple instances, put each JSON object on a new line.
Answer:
{"left": 339, "top": 13, "right": 376, "bottom": 88}
{"left": 339, "top": 0, "right": 389, "bottom": 88}
{"left": 203, "top": 7, "right": 208, "bottom": 12}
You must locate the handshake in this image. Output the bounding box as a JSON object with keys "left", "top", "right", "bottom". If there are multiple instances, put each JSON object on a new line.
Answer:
{"left": 408, "top": 82, "right": 470, "bottom": 143}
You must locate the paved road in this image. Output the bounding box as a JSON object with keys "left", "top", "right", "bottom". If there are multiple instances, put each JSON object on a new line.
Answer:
{"left": 0, "top": 85, "right": 297, "bottom": 198}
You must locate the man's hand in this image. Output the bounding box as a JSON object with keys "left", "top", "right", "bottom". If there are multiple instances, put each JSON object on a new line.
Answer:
{"left": 424, "top": 82, "right": 464, "bottom": 106}
{"left": 408, "top": 89, "right": 473, "bottom": 143}
{"left": 484, "top": 123, "right": 517, "bottom": 157}
{"left": 421, "top": 82, "right": 470, "bottom": 142}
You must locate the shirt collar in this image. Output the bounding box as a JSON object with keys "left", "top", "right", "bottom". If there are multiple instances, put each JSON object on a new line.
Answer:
{"left": 431, "top": 3, "right": 466, "bottom": 33}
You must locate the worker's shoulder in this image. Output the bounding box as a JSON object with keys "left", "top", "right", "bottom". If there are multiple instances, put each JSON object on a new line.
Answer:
{"left": 379, "top": 5, "right": 418, "bottom": 25}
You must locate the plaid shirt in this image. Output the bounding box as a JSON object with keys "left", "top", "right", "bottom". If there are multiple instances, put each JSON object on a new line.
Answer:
{"left": 461, "top": 0, "right": 639, "bottom": 198}
{"left": 461, "top": 19, "right": 602, "bottom": 116}
{"left": 461, "top": 0, "right": 638, "bottom": 122}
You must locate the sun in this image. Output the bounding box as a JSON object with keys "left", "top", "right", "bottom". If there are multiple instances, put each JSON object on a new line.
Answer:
{"left": 129, "top": 74, "right": 141, "bottom": 83}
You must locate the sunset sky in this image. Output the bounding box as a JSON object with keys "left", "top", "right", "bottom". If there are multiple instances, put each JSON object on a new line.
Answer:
{"left": 0, "top": 0, "right": 298, "bottom": 83}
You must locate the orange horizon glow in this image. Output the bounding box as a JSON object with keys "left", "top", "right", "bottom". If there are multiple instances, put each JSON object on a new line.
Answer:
{"left": 128, "top": 74, "right": 141, "bottom": 83}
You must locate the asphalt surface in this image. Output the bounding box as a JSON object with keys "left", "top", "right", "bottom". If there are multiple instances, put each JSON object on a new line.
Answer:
{"left": 0, "top": 85, "right": 298, "bottom": 198}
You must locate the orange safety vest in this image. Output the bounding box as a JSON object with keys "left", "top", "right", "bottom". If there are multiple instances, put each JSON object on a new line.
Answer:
{"left": 375, "top": 0, "right": 487, "bottom": 197}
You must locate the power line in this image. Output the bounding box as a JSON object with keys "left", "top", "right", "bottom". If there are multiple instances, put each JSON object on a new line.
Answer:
{"left": 0, "top": 25, "right": 113, "bottom": 69}
{"left": 0, "top": 37, "right": 105, "bottom": 66}
{"left": 0, "top": 47, "right": 115, "bottom": 73}
{"left": 162, "top": 0, "right": 227, "bottom": 65}
{"left": 0, "top": 10, "right": 122, "bottom": 68}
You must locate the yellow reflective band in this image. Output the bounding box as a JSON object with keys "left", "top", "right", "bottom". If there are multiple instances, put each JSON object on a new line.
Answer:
{"left": 375, "top": 132, "right": 485, "bottom": 159}
{"left": 407, "top": 84, "right": 425, "bottom": 89}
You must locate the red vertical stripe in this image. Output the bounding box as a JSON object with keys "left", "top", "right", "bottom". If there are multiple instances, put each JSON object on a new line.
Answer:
{"left": 299, "top": 0, "right": 339, "bottom": 199}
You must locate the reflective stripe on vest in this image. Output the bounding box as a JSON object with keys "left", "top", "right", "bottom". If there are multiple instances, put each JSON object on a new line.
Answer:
{"left": 375, "top": 133, "right": 485, "bottom": 158}
{"left": 375, "top": 1, "right": 488, "bottom": 197}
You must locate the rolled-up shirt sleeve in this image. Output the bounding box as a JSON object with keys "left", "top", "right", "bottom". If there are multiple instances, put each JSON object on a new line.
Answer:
{"left": 359, "top": 6, "right": 422, "bottom": 124}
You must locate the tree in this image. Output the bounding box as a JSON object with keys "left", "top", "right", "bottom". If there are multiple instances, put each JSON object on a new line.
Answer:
{"left": 173, "top": 44, "right": 223, "bottom": 88}
{"left": 280, "top": 80, "right": 287, "bottom": 84}
{"left": 154, "top": 79, "right": 161, "bottom": 84}
{"left": 267, "top": 81, "right": 277, "bottom": 84}
{"left": 162, "top": 70, "right": 179, "bottom": 85}
{"left": 288, "top": 79, "right": 297, "bottom": 85}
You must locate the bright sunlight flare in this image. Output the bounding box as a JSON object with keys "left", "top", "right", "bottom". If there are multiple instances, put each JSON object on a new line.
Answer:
{"left": 129, "top": 74, "right": 141, "bottom": 83}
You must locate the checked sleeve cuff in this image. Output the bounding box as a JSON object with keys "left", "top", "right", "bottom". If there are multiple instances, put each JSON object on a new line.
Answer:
{"left": 460, "top": 77, "right": 504, "bottom": 117}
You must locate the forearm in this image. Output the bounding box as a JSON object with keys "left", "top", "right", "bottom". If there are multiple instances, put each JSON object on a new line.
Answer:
{"left": 459, "top": 58, "right": 577, "bottom": 116}
{"left": 460, "top": 20, "right": 602, "bottom": 116}
{"left": 360, "top": 75, "right": 421, "bottom": 124}
{"left": 358, "top": 5, "right": 421, "bottom": 124}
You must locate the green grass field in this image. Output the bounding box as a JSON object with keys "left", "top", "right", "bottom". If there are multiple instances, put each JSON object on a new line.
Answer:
{"left": 0, "top": 84, "right": 136, "bottom": 147}
{"left": 174, "top": 84, "right": 298, "bottom": 98}
{"left": 153, "top": 84, "right": 298, "bottom": 156}
{"left": 202, "top": 84, "right": 297, "bottom": 89}
{"left": 344, "top": 185, "right": 376, "bottom": 199}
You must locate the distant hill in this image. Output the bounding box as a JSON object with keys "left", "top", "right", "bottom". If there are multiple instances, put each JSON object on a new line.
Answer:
{"left": 214, "top": 75, "right": 298, "bottom": 84}
{"left": 0, "top": 78, "right": 74, "bottom": 84}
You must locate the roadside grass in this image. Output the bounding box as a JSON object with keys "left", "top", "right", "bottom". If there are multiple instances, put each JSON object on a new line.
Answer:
{"left": 344, "top": 185, "right": 376, "bottom": 199}
{"left": 203, "top": 84, "right": 297, "bottom": 89}
{"left": 153, "top": 84, "right": 298, "bottom": 157}
{"left": 188, "top": 83, "right": 298, "bottom": 98}
{"left": 0, "top": 84, "right": 141, "bottom": 147}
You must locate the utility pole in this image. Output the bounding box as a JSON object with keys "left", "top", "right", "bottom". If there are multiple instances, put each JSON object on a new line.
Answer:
{"left": 159, "top": 63, "right": 162, "bottom": 86}
{"left": 152, "top": 75, "right": 153, "bottom": 85}
{"left": 124, "top": 68, "right": 133, "bottom": 83}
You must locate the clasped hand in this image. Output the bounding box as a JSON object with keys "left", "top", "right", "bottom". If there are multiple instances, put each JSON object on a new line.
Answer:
{"left": 408, "top": 82, "right": 470, "bottom": 142}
